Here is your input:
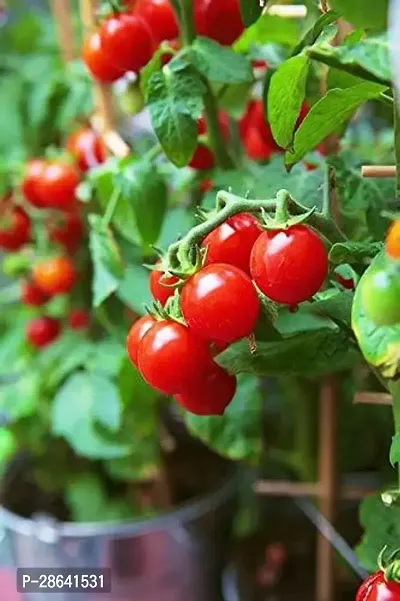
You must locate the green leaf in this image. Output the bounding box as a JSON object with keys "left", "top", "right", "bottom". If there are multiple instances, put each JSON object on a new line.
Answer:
{"left": 356, "top": 494, "right": 400, "bottom": 572}
{"left": 308, "top": 34, "right": 391, "bottom": 86}
{"left": 390, "top": 433, "right": 400, "bottom": 467}
{"left": 88, "top": 214, "right": 124, "bottom": 308}
{"left": 140, "top": 46, "right": 163, "bottom": 96}
{"left": 291, "top": 10, "right": 340, "bottom": 56}
{"left": 147, "top": 60, "right": 206, "bottom": 167}
{"left": 184, "top": 374, "right": 262, "bottom": 464}
{"left": 329, "top": 241, "right": 383, "bottom": 264}
{"left": 89, "top": 162, "right": 140, "bottom": 245}
{"left": 190, "top": 37, "right": 253, "bottom": 84}
{"left": 352, "top": 252, "right": 400, "bottom": 380}
{"left": 117, "top": 159, "right": 168, "bottom": 251}
{"left": 52, "top": 372, "right": 129, "bottom": 459}
{"left": 329, "top": 0, "right": 388, "bottom": 31}
{"left": 85, "top": 339, "right": 126, "bottom": 378}
{"left": 0, "top": 372, "right": 40, "bottom": 422}
{"left": 239, "top": 0, "right": 263, "bottom": 27}
{"left": 217, "top": 329, "right": 358, "bottom": 376}
{"left": 235, "top": 14, "right": 300, "bottom": 51}
{"left": 268, "top": 54, "right": 310, "bottom": 149}
{"left": 157, "top": 207, "right": 196, "bottom": 249}
{"left": 285, "top": 82, "right": 386, "bottom": 166}
{"left": 117, "top": 263, "right": 152, "bottom": 315}
{"left": 311, "top": 289, "right": 354, "bottom": 327}
{"left": 329, "top": 155, "right": 394, "bottom": 241}
{"left": 66, "top": 473, "right": 138, "bottom": 523}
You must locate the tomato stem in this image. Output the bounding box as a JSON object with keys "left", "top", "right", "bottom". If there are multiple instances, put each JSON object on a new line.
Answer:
{"left": 166, "top": 188, "right": 346, "bottom": 273}
{"left": 177, "top": 0, "right": 196, "bottom": 45}
{"left": 102, "top": 186, "right": 121, "bottom": 226}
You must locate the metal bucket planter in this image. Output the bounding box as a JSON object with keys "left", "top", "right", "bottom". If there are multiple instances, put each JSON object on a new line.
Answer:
{"left": 0, "top": 469, "right": 238, "bottom": 601}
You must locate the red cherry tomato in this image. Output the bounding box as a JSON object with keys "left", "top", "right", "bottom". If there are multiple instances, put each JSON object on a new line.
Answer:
{"left": 180, "top": 263, "right": 260, "bottom": 345}
{"left": 82, "top": 31, "right": 125, "bottom": 82}
{"left": 126, "top": 314, "right": 156, "bottom": 367}
{"left": 199, "top": 178, "right": 213, "bottom": 193}
{"left": 133, "top": 0, "right": 179, "bottom": 43}
{"left": 356, "top": 571, "right": 400, "bottom": 601}
{"left": 194, "top": 0, "right": 244, "bottom": 46}
{"left": 38, "top": 161, "right": 80, "bottom": 211}
{"left": 48, "top": 212, "right": 84, "bottom": 254}
{"left": 250, "top": 225, "right": 328, "bottom": 305}
{"left": 22, "top": 159, "right": 47, "bottom": 208}
{"left": 149, "top": 265, "right": 179, "bottom": 306}
{"left": 21, "top": 280, "right": 49, "bottom": 307}
{"left": 68, "top": 309, "right": 90, "bottom": 330}
{"left": 202, "top": 212, "right": 262, "bottom": 274}
{"left": 33, "top": 256, "right": 77, "bottom": 296}
{"left": 137, "top": 320, "right": 212, "bottom": 394}
{"left": 99, "top": 13, "right": 154, "bottom": 73}
{"left": 66, "top": 128, "right": 106, "bottom": 172}
{"left": 26, "top": 317, "right": 61, "bottom": 348}
{"left": 174, "top": 362, "right": 237, "bottom": 415}
{"left": 0, "top": 207, "right": 30, "bottom": 251}
{"left": 244, "top": 126, "right": 276, "bottom": 161}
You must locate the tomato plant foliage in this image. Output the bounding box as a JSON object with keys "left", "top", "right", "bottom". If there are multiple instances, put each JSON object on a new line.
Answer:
{"left": 1, "top": 0, "right": 400, "bottom": 544}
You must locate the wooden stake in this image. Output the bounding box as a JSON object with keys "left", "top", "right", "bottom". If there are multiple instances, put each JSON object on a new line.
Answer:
{"left": 316, "top": 376, "right": 338, "bottom": 601}
{"left": 79, "top": 0, "right": 119, "bottom": 148}
{"left": 254, "top": 480, "right": 375, "bottom": 500}
{"left": 50, "top": 0, "right": 76, "bottom": 62}
{"left": 361, "top": 165, "right": 396, "bottom": 178}
{"left": 353, "top": 392, "right": 393, "bottom": 405}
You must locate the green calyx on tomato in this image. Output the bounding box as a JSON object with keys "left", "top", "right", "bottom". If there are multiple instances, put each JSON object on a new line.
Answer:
{"left": 360, "top": 261, "right": 400, "bottom": 327}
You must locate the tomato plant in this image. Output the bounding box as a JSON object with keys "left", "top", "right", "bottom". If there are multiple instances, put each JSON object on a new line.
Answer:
{"left": 250, "top": 225, "right": 328, "bottom": 305}
{"left": 180, "top": 263, "right": 260, "bottom": 344}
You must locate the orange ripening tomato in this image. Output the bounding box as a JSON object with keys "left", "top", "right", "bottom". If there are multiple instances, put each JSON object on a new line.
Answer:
{"left": 386, "top": 220, "right": 400, "bottom": 260}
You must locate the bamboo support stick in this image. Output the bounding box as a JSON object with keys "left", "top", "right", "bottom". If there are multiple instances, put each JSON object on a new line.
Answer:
{"left": 315, "top": 376, "right": 338, "bottom": 601}
{"left": 254, "top": 480, "right": 375, "bottom": 500}
{"left": 266, "top": 5, "right": 307, "bottom": 18}
{"left": 353, "top": 392, "right": 393, "bottom": 405}
{"left": 50, "top": 0, "right": 76, "bottom": 62}
{"left": 79, "top": 0, "right": 127, "bottom": 155}
{"left": 361, "top": 165, "right": 396, "bottom": 178}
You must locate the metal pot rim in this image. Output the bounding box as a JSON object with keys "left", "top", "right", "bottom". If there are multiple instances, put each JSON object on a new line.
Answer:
{"left": 0, "top": 468, "right": 238, "bottom": 540}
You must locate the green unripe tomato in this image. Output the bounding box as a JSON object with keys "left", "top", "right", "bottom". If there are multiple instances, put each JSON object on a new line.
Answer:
{"left": 118, "top": 82, "right": 144, "bottom": 116}
{"left": 2, "top": 252, "right": 31, "bottom": 277}
{"left": 361, "top": 267, "right": 400, "bottom": 326}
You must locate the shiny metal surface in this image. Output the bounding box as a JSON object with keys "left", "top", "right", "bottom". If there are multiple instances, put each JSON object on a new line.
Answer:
{"left": 1, "top": 471, "right": 238, "bottom": 601}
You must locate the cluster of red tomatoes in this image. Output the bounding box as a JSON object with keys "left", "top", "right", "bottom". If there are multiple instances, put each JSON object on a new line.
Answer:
{"left": 127, "top": 212, "right": 329, "bottom": 416}
{"left": 82, "top": 0, "right": 245, "bottom": 83}
{"left": 0, "top": 128, "right": 101, "bottom": 348}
